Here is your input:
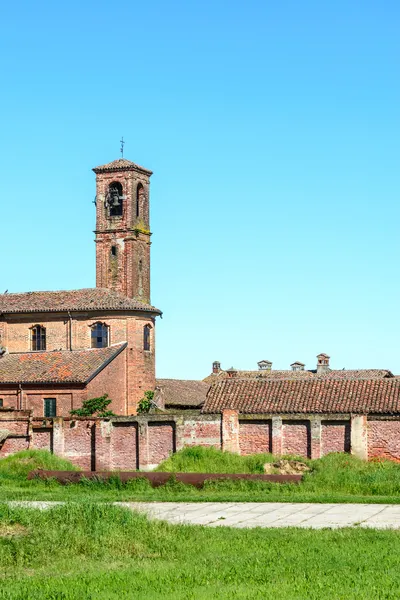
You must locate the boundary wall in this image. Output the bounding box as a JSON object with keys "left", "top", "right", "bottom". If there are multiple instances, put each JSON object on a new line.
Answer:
{"left": 0, "top": 410, "right": 398, "bottom": 469}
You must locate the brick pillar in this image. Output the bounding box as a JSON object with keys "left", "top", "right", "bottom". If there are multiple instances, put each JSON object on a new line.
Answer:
{"left": 271, "top": 417, "right": 282, "bottom": 455}
{"left": 27, "top": 416, "right": 33, "bottom": 449}
{"left": 138, "top": 420, "right": 150, "bottom": 469}
{"left": 351, "top": 415, "right": 368, "bottom": 460}
{"left": 222, "top": 410, "right": 239, "bottom": 453}
{"left": 95, "top": 420, "right": 112, "bottom": 471}
{"left": 310, "top": 418, "right": 321, "bottom": 459}
{"left": 52, "top": 418, "right": 65, "bottom": 457}
{"left": 175, "top": 416, "right": 185, "bottom": 452}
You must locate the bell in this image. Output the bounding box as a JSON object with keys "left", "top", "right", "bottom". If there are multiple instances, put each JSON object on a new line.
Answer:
{"left": 110, "top": 188, "right": 121, "bottom": 207}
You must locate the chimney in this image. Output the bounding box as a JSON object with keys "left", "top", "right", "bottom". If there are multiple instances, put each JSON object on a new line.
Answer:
{"left": 317, "top": 353, "right": 330, "bottom": 374}
{"left": 226, "top": 367, "right": 237, "bottom": 378}
{"left": 290, "top": 361, "right": 305, "bottom": 372}
{"left": 212, "top": 361, "right": 221, "bottom": 374}
{"left": 257, "top": 360, "right": 272, "bottom": 371}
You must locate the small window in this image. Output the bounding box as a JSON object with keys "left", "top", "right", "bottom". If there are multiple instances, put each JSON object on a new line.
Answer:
{"left": 91, "top": 322, "right": 109, "bottom": 348}
{"left": 111, "top": 245, "right": 117, "bottom": 257}
{"left": 143, "top": 324, "right": 151, "bottom": 351}
{"left": 44, "top": 398, "right": 56, "bottom": 417}
{"left": 0, "top": 399, "right": 3, "bottom": 408}
{"left": 31, "top": 325, "right": 46, "bottom": 351}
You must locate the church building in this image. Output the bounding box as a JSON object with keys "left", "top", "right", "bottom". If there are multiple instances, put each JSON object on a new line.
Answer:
{"left": 0, "top": 158, "right": 161, "bottom": 417}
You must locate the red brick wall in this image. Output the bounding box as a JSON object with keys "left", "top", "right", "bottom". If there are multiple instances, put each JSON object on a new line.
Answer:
{"left": 0, "top": 411, "right": 30, "bottom": 458}
{"left": 239, "top": 420, "right": 272, "bottom": 455}
{"left": 1, "top": 437, "right": 29, "bottom": 456}
{"left": 27, "top": 393, "right": 74, "bottom": 417}
{"left": 182, "top": 418, "right": 221, "bottom": 447}
{"left": 86, "top": 347, "right": 127, "bottom": 415}
{"left": 11, "top": 412, "right": 400, "bottom": 469}
{"left": 32, "top": 429, "right": 52, "bottom": 451}
{"left": 111, "top": 423, "right": 138, "bottom": 470}
{"left": 368, "top": 420, "right": 400, "bottom": 461}
{"left": 62, "top": 420, "right": 94, "bottom": 470}
{"left": 1, "top": 311, "right": 156, "bottom": 417}
{"left": 0, "top": 393, "right": 18, "bottom": 409}
{"left": 282, "top": 421, "right": 311, "bottom": 458}
{"left": 148, "top": 422, "right": 175, "bottom": 466}
{"left": 321, "top": 421, "right": 350, "bottom": 455}
{"left": 4, "top": 317, "right": 68, "bottom": 353}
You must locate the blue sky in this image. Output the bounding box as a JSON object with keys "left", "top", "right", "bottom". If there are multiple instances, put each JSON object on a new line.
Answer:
{"left": 1, "top": 1, "right": 399, "bottom": 378}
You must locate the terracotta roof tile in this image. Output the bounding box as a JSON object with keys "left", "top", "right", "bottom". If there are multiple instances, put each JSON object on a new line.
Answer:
{"left": 92, "top": 158, "right": 152, "bottom": 175}
{"left": 0, "top": 288, "right": 161, "bottom": 315}
{"left": 318, "top": 369, "right": 393, "bottom": 380}
{"left": 0, "top": 343, "right": 127, "bottom": 384}
{"left": 203, "top": 368, "right": 392, "bottom": 385}
{"left": 156, "top": 379, "right": 209, "bottom": 408}
{"left": 203, "top": 377, "right": 400, "bottom": 415}
{"left": 203, "top": 370, "right": 315, "bottom": 384}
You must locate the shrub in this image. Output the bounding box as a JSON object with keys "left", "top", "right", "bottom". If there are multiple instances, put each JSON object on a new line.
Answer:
{"left": 70, "top": 394, "right": 115, "bottom": 417}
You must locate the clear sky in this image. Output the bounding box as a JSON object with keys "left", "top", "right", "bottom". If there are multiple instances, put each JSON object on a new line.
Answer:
{"left": 1, "top": 1, "right": 399, "bottom": 378}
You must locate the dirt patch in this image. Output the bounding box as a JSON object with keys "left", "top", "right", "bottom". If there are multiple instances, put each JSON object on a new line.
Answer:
{"left": 264, "top": 459, "right": 311, "bottom": 475}
{"left": 0, "top": 524, "right": 28, "bottom": 538}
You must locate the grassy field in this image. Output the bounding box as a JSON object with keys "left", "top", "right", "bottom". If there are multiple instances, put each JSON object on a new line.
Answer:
{"left": 1, "top": 447, "right": 400, "bottom": 503}
{"left": 1, "top": 502, "right": 400, "bottom": 599}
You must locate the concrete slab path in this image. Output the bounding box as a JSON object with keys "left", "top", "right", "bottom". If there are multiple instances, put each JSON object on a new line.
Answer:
{"left": 7, "top": 501, "right": 400, "bottom": 529}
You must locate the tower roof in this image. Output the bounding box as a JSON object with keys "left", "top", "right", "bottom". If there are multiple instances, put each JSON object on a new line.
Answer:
{"left": 92, "top": 158, "right": 152, "bottom": 175}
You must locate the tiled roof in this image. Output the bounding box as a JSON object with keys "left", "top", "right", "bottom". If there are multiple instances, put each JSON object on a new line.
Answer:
{"left": 0, "top": 343, "right": 127, "bottom": 384}
{"left": 318, "top": 369, "right": 393, "bottom": 380}
{"left": 155, "top": 379, "right": 209, "bottom": 408}
{"left": 92, "top": 158, "right": 152, "bottom": 175}
{"left": 203, "top": 370, "right": 315, "bottom": 384}
{"left": 203, "top": 368, "right": 393, "bottom": 385}
{"left": 203, "top": 377, "right": 400, "bottom": 415}
{"left": 0, "top": 288, "right": 161, "bottom": 315}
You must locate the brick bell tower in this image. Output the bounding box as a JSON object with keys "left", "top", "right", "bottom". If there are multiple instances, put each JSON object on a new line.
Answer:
{"left": 92, "top": 158, "right": 152, "bottom": 302}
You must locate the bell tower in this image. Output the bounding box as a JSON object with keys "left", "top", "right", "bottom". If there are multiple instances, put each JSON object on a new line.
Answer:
{"left": 92, "top": 158, "right": 152, "bottom": 302}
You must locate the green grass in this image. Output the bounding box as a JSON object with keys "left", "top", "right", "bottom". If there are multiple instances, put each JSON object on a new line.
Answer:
{"left": 155, "top": 445, "right": 276, "bottom": 473}
{"left": 0, "top": 502, "right": 400, "bottom": 599}
{"left": 1, "top": 448, "right": 400, "bottom": 503}
{"left": 0, "top": 449, "right": 79, "bottom": 478}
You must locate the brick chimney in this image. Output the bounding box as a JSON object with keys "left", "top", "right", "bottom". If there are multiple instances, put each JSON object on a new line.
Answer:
{"left": 226, "top": 367, "right": 237, "bottom": 378}
{"left": 212, "top": 361, "right": 221, "bottom": 374}
{"left": 290, "top": 361, "right": 305, "bottom": 372}
{"left": 257, "top": 360, "right": 272, "bottom": 371}
{"left": 317, "top": 353, "right": 330, "bottom": 374}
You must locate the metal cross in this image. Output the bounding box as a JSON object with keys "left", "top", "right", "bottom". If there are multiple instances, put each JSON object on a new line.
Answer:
{"left": 120, "top": 137, "right": 125, "bottom": 157}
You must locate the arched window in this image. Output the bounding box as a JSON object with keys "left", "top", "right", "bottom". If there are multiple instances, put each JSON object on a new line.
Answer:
{"left": 31, "top": 325, "right": 46, "bottom": 351}
{"left": 143, "top": 324, "right": 151, "bottom": 351}
{"left": 136, "top": 184, "right": 143, "bottom": 218}
{"left": 91, "top": 322, "right": 109, "bottom": 348}
{"left": 108, "top": 181, "right": 123, "bottom": 217}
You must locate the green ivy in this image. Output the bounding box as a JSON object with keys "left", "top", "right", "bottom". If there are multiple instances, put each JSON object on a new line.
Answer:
{"left": 137, "top": 390, "right": 154, "bottom": 414}
{"left": 70, "top": 394, "right": 116, "bottom": 418}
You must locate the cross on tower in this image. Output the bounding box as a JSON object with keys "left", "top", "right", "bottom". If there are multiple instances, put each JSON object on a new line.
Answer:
{"left": 120, "top": 137, "right": 125, "bottom": 158}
